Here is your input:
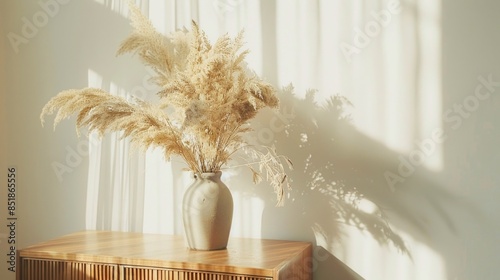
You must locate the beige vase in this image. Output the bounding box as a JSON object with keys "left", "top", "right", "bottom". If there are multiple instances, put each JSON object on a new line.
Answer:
{"left": 182, "top": 171, "right": 233, "bottom": 250}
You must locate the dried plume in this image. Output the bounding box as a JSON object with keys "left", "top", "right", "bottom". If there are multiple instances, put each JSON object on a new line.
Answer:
{"left": 40, "top": 2, "right": 291, "bottom": 205}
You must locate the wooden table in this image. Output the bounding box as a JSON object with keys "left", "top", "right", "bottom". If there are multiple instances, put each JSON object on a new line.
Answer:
{"left": 17, "top": 230, "right": 312, "bottom": 280}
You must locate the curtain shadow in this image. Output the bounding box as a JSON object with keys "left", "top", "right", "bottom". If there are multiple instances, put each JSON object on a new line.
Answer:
{"left": 250, "top": 86, "right": 481, "bottom": 277}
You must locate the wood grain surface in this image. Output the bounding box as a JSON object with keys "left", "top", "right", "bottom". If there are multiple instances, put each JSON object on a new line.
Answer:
{"left": 17, "top": 231, "right": 312, "bottom": 280}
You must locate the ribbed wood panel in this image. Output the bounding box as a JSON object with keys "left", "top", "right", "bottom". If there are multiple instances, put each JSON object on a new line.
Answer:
{"left": 20, "top": 258, "right": 118, "bottom": 280}
{"left": 121, "top": 266, "right": 272, "bottom": 280}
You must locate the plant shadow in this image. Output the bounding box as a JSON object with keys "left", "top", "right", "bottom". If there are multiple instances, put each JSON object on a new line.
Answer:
{"left": 236, "top": 86, "right": 481, "bottom": 278}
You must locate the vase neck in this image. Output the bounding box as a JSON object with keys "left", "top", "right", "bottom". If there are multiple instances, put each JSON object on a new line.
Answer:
{"left": 194, "top": 171, "right": 222, "bottom": 180}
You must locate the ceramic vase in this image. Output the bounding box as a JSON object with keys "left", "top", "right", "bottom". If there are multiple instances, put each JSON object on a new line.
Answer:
{"left": 182, "top": 171, "right": 233, "bottom": 250}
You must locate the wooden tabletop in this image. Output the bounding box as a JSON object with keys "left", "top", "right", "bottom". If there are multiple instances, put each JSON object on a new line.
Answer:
{"left": 18, "top": 231, "right": 312, "bottom": 277}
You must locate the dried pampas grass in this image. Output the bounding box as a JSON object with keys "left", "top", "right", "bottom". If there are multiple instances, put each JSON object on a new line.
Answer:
{"left": 40, "top": 2, "right": 291, "bottom": 205}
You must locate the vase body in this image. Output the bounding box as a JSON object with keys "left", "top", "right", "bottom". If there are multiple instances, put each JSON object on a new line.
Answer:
{"left": 182, "top": 171, "right": 233, "bottom": 250}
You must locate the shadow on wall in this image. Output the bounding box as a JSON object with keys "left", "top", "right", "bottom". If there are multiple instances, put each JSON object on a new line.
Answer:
{"left": 31, "top": 0, "right": 156, "bottom": 234}
{"left": 43, "top": 0, "right": 147, "bottom": 92}
{"left": 239, "top": 87, "right": 482, "bottom": 279}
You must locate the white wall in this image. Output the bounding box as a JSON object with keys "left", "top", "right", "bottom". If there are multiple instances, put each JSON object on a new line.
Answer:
{"left": 0, "top": 1, "right": 131, "bottom": 279}
{"left": 1, "top": 1, "right": 500, "bottom": 280}
{"left": 258, "top": 1, "right": 500, "bottom": 279}
{"left": 439, "top": 0, "right": 500, "bottom": 278}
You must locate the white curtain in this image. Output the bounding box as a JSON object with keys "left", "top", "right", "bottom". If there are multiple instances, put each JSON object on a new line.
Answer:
{"left": 85, "top": 0, "right": 442, "bottom": 278}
